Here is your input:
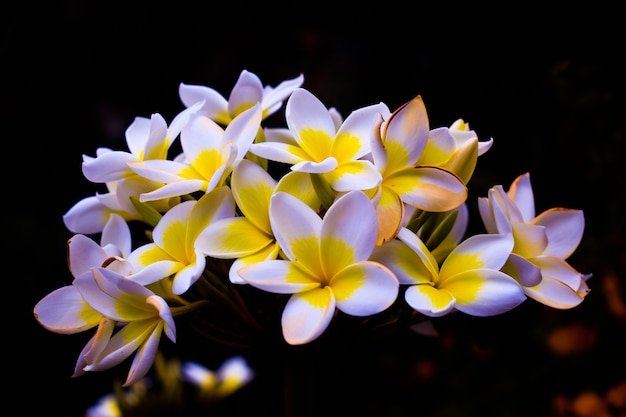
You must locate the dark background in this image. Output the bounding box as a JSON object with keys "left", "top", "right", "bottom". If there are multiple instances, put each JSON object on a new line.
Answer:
{"left": 5, "top": 2, "right": 626, "bottom": 416}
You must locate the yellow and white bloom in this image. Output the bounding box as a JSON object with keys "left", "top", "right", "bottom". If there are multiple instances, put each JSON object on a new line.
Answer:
{"left": 478, "top": 172, "right": 590, "bottom": 308}
{"left": 238, "top": 190, "right": 399, "bottom": 345}
{"left": 248, "top": 88, "right": 387, "bottom": 193}
{"left": 64, "top": 104, "right": 203, "bottom": 235}
{"left": 127, "top": 187, "right": 236, "bottom": 295}
{"left": 72, "top": 267, "right": 176, "bottom": 387}
{"left": 373, "top": 228, "right": 525, "bottom": 317}
{"left": 195, "top": 159, "right": 281, "bottom": 284}
{"left": 418, "top": 118, "right": 493, "bottom": 184}
{"left": 129, "top": 104, "right": 262, "bottom": 202}
{"left": 368, "top": 95, "right": 467, "bottom": 245}
{"left": 34, "top": 214, "right": 136, "bottom": 336}
{"left": 179, "top": 69, "right": 303, "bottom": 125}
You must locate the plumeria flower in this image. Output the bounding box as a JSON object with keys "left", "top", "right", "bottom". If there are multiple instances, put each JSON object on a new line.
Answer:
{"left": 195, "top": 159, "right": 281, "bottom": 284}
{"left": 128, "top": 104, "right": 262, "bottom": 202}
{"left": 373, "top": 228, "right": 525, "bottom": 317}
{"left": 181, "top": 356, "right": 254, "bottom": 398}
{"left": 478, "top": 172, "right": 590, "bottom": 308}
{"left": 71, "top": 267, "right": 176, "bottom": 387}
{"left": 237, "top": 190, "right": 399, "bottom": 345}
{"left": 127, "top": 187, "right": 236, "bottom": 295}
{"left": 64, "top": 104, "right": 203, "bottom": 235}
{"left": 82, "top": 103, "right": 203, "bottom": 184}
{"left": 418, "top": 118, "right": 493, "bottom": 184}
{"left": 179, "top": 69, "right": 304, "bottom": 125}
{"left": 248, "top": 88, "right": 388, "bottom": 195}
{"left": 34, "top": 214, "right": 136, "bottom": 336}
{"left": 367, "top": 95, "right": 467, "bottom": 245}
{"left": 62, "top": 175, "right": 178, "bottom": 235}
{"left": 34, "top": 215, "right": 178, "bottom": 386}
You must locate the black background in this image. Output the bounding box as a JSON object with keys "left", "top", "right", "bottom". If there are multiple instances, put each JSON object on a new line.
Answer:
{"left": 5, "top": 2, "right": 626, "bottom": 416}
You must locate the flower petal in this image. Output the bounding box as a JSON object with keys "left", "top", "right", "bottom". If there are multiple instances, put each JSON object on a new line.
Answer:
{"left": 532, "top": 255, "right": 586, "bottom": 290}
{"left": 269, "top": 192, "right": 322, "bottom": 271}
{"left": 334, "top": 102, "right": 388, "bottom": 160}
{"left": 286, "top": 88, "right": 337, "bottom": 150}
{"left": 321, "top": 190, "right": 377, "bottom": 270}
{"left": 371, "top": 238, "right": 434, "bottom": 285}
{"left": 373, "top": 186, "right": 404, "bottom": 246}
{"left": 524, "top": 277, "right": 585, "bottom": 309}
{"left": 291, "top": 157, "right": 338, "bottom": 174}
{"left": 238, "top": 260, "right": 319, "bottom": 294}
{"left": 444, "top": 270, "right": 526, "bottom": 316}
{"left": 275, "top": 171, "right": 323, "bottom": 212}
{"left": 228, "top": 242, "right": 281, "bottom": 284}
{"left": 227, "top": 70, "right": 263, "bottom": 117}
{"left": 82, "top": 151, "right": 137, "bottom": 183}
{"left": 231, "top": 159, "right": 275, "bottom": 233}
{"left": 323, "top": 160, "right": 382, "bottom": 192}
{"left": 222, "top": 103, "right": 262, "bottom": 161}
{"left": 331, "top": 261, "right": 398, "bottom": 316}
{"left": 533, "top": 208, "right": 584, "bottom": 259}
{"left": 249, "top": 141, "right": 308, "bottom": 165}
{"left": 123, "top": 323, "right": 163, "bottom": 386}
{"left": 197, "top": 217, "right": 273, "bottom": 258}
{"left": 389, "top": 166, "right": 467, "bottom": 212}
{"left": 441, "top": 233, "right": 513, "bottom": 278}
{"left": 404, "top": 284, "right": 455, "bottom": 317}
{"left": 179, "top": 83, "right": 229, "bottom": 124}
{"left": 34, "top": 286, "right": 101, "bottom": 334}
{"left": 508, "top": 172, "right": 535, "bottom": 221}
{"left": 510, "top": 221, "right": 548, "bottom": 258}
{"left": 68, "top": 234, "right": 111, "bottom": 277}
{"left": 281, "top": 287, "right": 335, "bottom": 345}
{"left": 381, "top": 95, "right": 429, "bottom": 167}
{"left": 502, "top": 253, "right": 542, "bottom": 287}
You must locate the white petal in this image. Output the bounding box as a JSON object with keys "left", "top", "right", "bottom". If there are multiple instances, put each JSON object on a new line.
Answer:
{"left": 286, "top": 88, "right": 336, "bottom": 144}
{"left": 281, "top": 288, "right": 335, "bottom": 345}
{"left": 405, "top": 284, "right": 456, "bottom": 317}
{"left": 123, "top": 326, "right": 162, "bottom": 386}
{"left": 534, "top": 208, "right": 584, "bottom": 258}
{"left": 261, "top": 73, "right": 304, "bottom": 112}
{"left": 445, "top": 270, "right": 526, "bottom": 316}
{"left": 223, "top": 103, "right": 263, "bottom": 161}
{"left": 508, "top": 173, "right": 536, "bottom": 221}
{"left": 321, "top": 190, "right": 377, "bottom": 264}
{"left": 101, "top": 214, "right": 132, "bottom": 258}
{"left": 228, "top": 70, "right": 263, "bottom": 116}
{"left": 291, "top": 157, "right": 338, "bottom": 173}
{"left": 179, "top": 83, "right": 229, "bottom": 124}
{"left": 269, "top": 192, "right": 322, "bottom": 263}
{"left": 524, "top": 277, "right": 585, "bottom": 309}
{"left": 249, "top": 141, "right": 305, "bottom": 165}
{"left": 34, "top": 286, "right": 100, "bottom": 333}
{"left": 238, "top": 260, "right": 319, "bottom": 294}
{"left": 82, "top": 151, "right": 137, "bottom": 183}
{"left": 502, "top": 253, "right": 542, "bottom": 287}
{"left": 63, "top": 196, "right": 116, "bottom": 235}
{"left": 68, "top": 234, "right": 110, "bottom": 277}
{"left": 332, "top": 262, "right": 399, "bottom": 316}
{"left": 442, "top": 233, "right": 513, "bottom": 277}
{"left": 381, "top": 96, "right": 429, "bottom": 165}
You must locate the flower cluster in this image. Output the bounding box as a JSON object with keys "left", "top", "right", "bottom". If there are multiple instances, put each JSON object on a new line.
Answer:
{"left": 34, "top": 70, "right": 591, "bottom": 388}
